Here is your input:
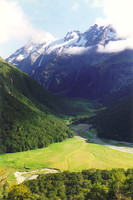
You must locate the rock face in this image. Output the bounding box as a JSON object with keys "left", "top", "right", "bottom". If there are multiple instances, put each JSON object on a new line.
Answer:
{"left": 7, "top": 24, "right": 133, "bottom": 102}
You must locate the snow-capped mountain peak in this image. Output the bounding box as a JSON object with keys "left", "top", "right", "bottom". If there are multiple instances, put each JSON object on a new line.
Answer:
{"left": 7, "top": 40, "right": 53, "bottom": 66}
{"left": 82, "top": 24, "right": 117, "bottom": 46}
{"left": 7, "top": 24, "right": 119, "bottom": 72}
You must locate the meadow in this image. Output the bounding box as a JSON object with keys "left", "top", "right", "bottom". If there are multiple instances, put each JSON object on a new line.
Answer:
{"left": 1, "top": 137, "right": 133, "bottom": 180}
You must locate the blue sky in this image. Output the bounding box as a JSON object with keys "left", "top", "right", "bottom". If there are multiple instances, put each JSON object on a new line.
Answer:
{"left": 18, "top": 0, "right": 104, "bottom": 38}
{"left": 0, "top": 0, "right": 105, "bottom": 58}
{"left": 0, "top": 0, "right": 133, "bottom": 58}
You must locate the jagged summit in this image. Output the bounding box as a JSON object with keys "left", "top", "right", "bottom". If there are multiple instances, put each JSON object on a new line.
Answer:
{"left": 5, "top": 22, "right": 133, "bottom": 112}
{"left": 64, "top": 30, "right": 81, "bottom": 42}
{"left": 83, "top": 24, "right": 117, "bottom": 46}
{"left": 7, "top": 23, "right": 118, "bottom": 71}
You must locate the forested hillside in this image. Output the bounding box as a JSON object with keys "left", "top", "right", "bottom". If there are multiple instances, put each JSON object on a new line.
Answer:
{"left": 73, "top": 86, "right": 133, "bottom": 143}
{"left": 0, "top": 59, "right": 73, "bottom": 154}
{"left": 94, "top": 92, "right": 133, "bottom": 142}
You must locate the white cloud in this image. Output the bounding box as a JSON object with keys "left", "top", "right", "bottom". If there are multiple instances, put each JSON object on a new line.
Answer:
{"left": 93, "top": 0, "right": 133, "bottom": 52}
{"left": 0, "top": 0, "right": 32, "bottom": 43}
{"left": 64, "top": 46, "right": 90, "bottom": 55}
{"left": 95, "top": 17, "right": 109, "bottom": 26}
{"left": 102, "top": 0, "right": 133, "bottom": 38}
{"left": 98, "top": 38, "right": 133, "bottom": 53}
{"left": 0, "top": 0, "right": 54, "bottom": 44}
{"left": 29, "top": 30, "right": 55, "bottom": 44}
{"left": 71, "top": 3, "right": 80, "bottom": 11}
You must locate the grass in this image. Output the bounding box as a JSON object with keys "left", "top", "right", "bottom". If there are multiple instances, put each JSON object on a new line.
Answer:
{"left": 1, "top": 137, "right": 133, "bottom": 179}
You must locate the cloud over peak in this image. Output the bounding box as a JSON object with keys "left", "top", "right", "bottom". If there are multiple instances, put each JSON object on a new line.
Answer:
{"left": 93, "top": 0, "right": 133, "bottom": 52}
{"left": 0, "top": 0, "right": 54, "bottom": 44}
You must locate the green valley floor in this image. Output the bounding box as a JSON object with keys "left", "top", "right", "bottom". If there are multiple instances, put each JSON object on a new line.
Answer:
{"left": 1, "top": 135, "right": 133, "bottom": 185}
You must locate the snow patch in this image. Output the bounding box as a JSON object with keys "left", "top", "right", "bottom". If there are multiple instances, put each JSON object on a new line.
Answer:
{"left": 47, "top": 36, "right": 80, "bottom": 54}
{"left": 16, "top": 54, "right": 24, "bottom": 61}
{"left": 27, "top": 46, "right": 33, "bottom": 51}
{"left": 38, "top": 54, "right": 45, "bottom": 67}
{"left": 76, "top": 36, "right": 87, "bottom": 46}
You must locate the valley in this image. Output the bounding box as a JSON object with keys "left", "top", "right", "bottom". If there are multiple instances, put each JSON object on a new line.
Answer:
{"left": 0, "top": 20, "right": 133, "bottom": 199}
{"left": 0, "top": 58, "right": 132, "bottom": 199}
{"left": 1, "top": 127, "right": 133, "bottom": 186}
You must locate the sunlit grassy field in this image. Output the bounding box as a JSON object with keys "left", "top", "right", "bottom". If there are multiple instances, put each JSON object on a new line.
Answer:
{"left": 1, "top": 137, "right": 133, "bottom": 174}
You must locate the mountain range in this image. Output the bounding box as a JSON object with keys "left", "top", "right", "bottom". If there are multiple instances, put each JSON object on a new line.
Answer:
{"left": 5, "top": 23, "right": 133, "bottom": 144}
{"left": 7, "top": 24, "right": 133, "bottom": 103}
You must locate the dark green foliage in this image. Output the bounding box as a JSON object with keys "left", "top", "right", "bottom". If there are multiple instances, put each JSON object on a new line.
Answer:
{"left": 93, "top": 93, "right": 133, "bottom": 142}
{"left": 6, "top": 168, "right": 133, "bottom": 200}
{"left": 73, "top": 87, "right": 133, "bottom": 143}
{"left": 0, "top": 60, "right": 73, "bottom": 154}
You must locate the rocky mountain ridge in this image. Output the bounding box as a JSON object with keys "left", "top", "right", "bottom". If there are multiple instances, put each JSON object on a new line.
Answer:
{"left": 7, "top": 24, "right": 118, "bottom": 71}
{"left": 7, "top": 24, "right": 133, "bottom": 102}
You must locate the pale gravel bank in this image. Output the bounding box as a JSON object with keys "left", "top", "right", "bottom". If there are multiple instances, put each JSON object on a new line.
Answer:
{"left": 71, "top": 124, "right": 133, "bottom": 154}
{"left": 14, "top": 168, "right": 60, "bottom": 184}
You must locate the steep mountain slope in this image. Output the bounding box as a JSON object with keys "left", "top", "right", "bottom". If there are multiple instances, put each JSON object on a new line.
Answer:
{"left": 7, "top": 24, "right": 133, "bottom": 102}
{"left": 95, "top": 91, "right": 133, "bottom": 142}
{"left": 75, "top": 84, "right": 133, "bottom": 142}
{"left": 0, "top": 59, "right": 74, "bottom": 154}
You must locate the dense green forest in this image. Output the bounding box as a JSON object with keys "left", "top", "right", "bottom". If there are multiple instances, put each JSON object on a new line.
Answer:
{"left": 72, "top": 87, "right": 133, "bottom": 143}
{"left": 2, "top": 168, "right": 133, "bottom": 200}
{"left": 94, "top": 93, "right": 133, "bottom": 142}
{"left": 0, "top": 59, "right": 75, "bottom": 153}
